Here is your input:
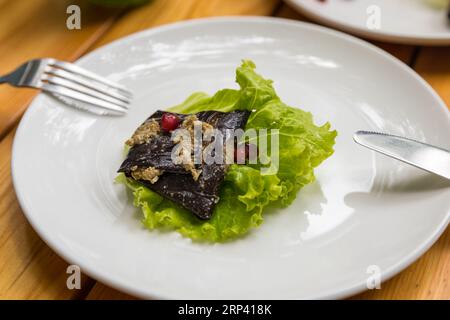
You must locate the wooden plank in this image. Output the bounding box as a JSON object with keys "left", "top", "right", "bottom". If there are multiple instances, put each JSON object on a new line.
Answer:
{"left": 275, "top": 2, "right": 309, "bottom": 20}
{"left": 0, "top": 131, "right": 95, "bottom": 299}
{"left": 0, "top": 0, "right": 120, "bottom": 140}
{"left": 0, "top": 0, "right": 281, "bottom": 300}
{"left": 0, "top": 0, "right": 119, "bottom": 298}
{"left": 276, "top": 4, "right": 415, "bottom": 64}
{"left": 414, "top": 47, "right": 450, "bottom": 109}
{"left": 86, "top": 283, "right": 136, "bottom": 300}
{"left": 90, "top": 0, "right": 280, "bottom": 49}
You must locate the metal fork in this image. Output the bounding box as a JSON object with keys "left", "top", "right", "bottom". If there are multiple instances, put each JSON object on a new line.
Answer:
{"left": 0, "top": 58, "right": 132, "bottom": 115}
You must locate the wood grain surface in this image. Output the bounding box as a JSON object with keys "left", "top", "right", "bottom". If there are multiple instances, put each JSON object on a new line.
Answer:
{"left": 0, "top": 0, "right": 121, "bottom": 140}
{"left": 0, "top": 0, "right": 448, "bottom": 300}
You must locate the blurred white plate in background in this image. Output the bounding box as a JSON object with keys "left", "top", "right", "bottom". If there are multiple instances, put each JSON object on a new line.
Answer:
{"left": 285, "top": 0, "right": 450, "bottom": 45}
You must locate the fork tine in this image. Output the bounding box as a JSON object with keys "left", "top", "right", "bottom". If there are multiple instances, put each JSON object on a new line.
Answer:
{"left": 41, "top": 74, "right": 130, "bottom": 109}
{"left": 41, "top": 83, "right": 127, "bottom": 114}
{"left": 44, "top": 66, "right": 131, "bottom": 103}
{"left": 47, "top": 59, "right": 132, "bottom": 97}
{"left": 53, "top": 94, "right": 125, "bottom": 116}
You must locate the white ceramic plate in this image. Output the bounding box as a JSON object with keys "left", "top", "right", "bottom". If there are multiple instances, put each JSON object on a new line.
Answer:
{"left": 285, "top": 0, "right": 450, "bottom": 45}
{"left": 12, "top": 17, "right": 450, "bottom": 299}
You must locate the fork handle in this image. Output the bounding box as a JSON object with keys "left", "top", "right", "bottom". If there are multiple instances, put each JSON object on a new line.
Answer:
{"left": 0, "top": 73, "right": 11, "bottom": 84}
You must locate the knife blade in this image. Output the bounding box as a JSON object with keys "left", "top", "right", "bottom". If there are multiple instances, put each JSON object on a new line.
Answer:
{"left": 353, "top": 131, "right": 450, "bottom": 180}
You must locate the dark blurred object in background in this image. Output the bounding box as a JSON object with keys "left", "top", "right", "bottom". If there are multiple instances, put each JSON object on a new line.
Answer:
{"left": 88, "top": 0, "right": 151, "bottom": 7}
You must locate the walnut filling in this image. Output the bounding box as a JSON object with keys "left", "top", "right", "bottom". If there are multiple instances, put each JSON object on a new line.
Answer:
{"left": 181, "top": 115, "right": 198, "bottom": 130}
{"left": 171, "top": 131, "right": 202, "bottom": 181}
{"left": 171, "top": 115, "right": 214, "bottom": 181}
{"left": 181, "top": 115, "right": 214, "bottom": 141}
{"left": 126, "top": 119, "right": 160, "bottom": 147}
{"left": 184, "top": 163, "right": 202, "bottom": 181}
{"left": 130, "top": 166, "right": 163, "bottom": 184}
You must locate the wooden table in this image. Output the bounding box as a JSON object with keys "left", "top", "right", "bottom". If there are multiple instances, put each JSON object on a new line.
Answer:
{"left": 0, "top": 0, "right": 448, "bottom": 300}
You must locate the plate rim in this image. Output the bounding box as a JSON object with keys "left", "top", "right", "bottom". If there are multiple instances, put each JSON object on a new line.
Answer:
{"left": 11, "top": 16, "right": 450, "bottom": 299}
{"left": 285, "top": 0, "right": 450, "bottom": 45}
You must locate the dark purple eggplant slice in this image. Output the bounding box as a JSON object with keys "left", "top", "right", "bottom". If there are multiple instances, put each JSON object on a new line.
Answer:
{"left": 118, "top": 109, "right": 250, "bottom": 219}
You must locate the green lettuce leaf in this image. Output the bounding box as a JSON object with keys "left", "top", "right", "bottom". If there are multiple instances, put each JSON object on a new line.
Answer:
{"left": 117, "top": 60, "right": 337, "bottom": 242}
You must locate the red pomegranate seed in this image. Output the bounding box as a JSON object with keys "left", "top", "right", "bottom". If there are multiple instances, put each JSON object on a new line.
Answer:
{"left": 234, "top": 144, "right": 247, "bottom": 163}
{"left": 234, "top": 143, "right": 257, "bottom": 163}
{"left": 161, "top": 113, "right": 180, "bottom": 132}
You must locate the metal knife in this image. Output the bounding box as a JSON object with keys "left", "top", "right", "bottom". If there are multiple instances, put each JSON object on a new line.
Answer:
{"left": 353, "top": 131, "right": 450, "bottom": 180}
